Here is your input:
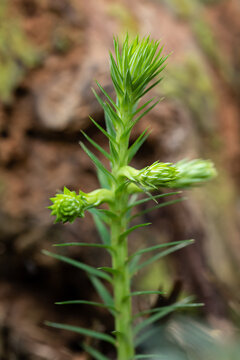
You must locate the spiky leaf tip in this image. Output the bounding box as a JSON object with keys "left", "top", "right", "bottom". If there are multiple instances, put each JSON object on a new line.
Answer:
{"left": 111, "top": 35, "right": 168, "bottom": 104}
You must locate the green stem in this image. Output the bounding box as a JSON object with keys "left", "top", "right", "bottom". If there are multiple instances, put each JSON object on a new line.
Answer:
{"left": 110, "top": 103, "right": 135, "bottom": 360}
{"left": 110, "top": 191, "right": 134, "bottom": 360}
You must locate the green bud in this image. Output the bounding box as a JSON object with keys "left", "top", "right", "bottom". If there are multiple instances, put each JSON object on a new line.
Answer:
{"left": 49, "top": 187, "right": 114, "bottom": 224}
{"left": 49, "top": 187, "right": 87, "bottom": 224}
{"left": 138, "top": 162, "right": 179, "bottom": 188}
{"left": 169, "top": 159, "right": 217, "bottom": 188}
{"left": 119, "top": 162, "right": 179, "bottom": 190}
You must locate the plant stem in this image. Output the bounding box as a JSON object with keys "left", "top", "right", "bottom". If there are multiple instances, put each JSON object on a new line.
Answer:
{"left": 110, "top": 104, "right": 135, "bottom": 359}
{"left": 110, "top": 191, "right": 134, "bottom": 360}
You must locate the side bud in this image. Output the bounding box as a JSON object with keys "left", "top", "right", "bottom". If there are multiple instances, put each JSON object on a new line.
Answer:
{"left": 138, "top": 161, "right": 179, "bottom": 188}
{"left": 49, "top": 187, "right": 114, "bottom": 224}
{"left": 169, "top": 159, "right": 217, "bottom": 188}
{"left": 119, "top": 162, "right": 179, "bottom": 190}
{"left": 49, "top": 187, "right": 87, "bottom": 223}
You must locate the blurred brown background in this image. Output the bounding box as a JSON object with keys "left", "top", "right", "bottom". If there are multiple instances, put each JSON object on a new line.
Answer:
{"left": 0, "top": 0, "right": 239, "bottom": 359}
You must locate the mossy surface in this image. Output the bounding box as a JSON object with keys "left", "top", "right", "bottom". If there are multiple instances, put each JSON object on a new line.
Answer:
{"left": 161, "top": 0, "right": 231, "bottom": 78}
{"left": 161, "top": 55, "right": 217, "bottom": 133}
{"left": 192, "top": 19, "right": 223, "bottom": 69}
{"left": 0, "top": 1, "right": 41, "bottom": 103}
{"left": 163, "top": 0, "right": 223, "bottom": 19}
{"left": 200, "top": 0, "right": 223, "bottom": 4}
{"left": 106, "top": 3, "right": 139, "bottom": 37}
{"left": 162, "top": 0, "right": 199, "bottom": 19}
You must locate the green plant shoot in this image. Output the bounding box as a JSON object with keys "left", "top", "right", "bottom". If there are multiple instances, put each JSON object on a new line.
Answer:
{"left": 45, "top": 34, "right": 216, "bottom": 360}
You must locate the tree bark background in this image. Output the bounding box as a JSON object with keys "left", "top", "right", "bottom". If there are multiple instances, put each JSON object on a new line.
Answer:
{"left": 0, "top": 0, "right": 239, "bottom": 359}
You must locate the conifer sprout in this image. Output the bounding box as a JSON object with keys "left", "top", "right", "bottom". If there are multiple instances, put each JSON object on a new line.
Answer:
{"left": 45, "top": 34, "right": 216, "bottom": 360}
